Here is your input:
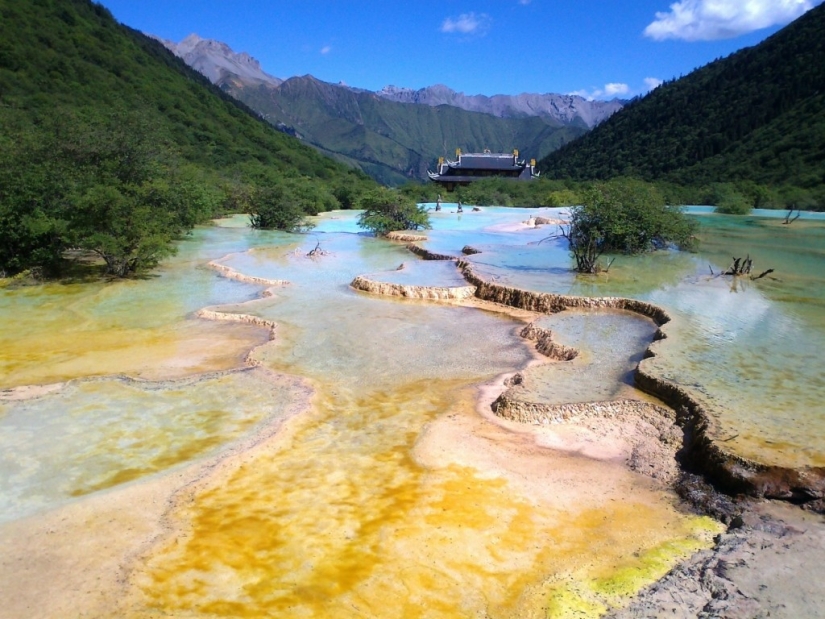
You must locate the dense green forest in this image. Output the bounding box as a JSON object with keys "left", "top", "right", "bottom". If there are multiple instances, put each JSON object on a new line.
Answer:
{"left": 539, "top": 3, "right": 825, "bottom": 210}
{"left": 231, "top": 76, "right": 586, "bottom": 186}
{"left": 0, "top": 0, "right": 376, "bottom": 277}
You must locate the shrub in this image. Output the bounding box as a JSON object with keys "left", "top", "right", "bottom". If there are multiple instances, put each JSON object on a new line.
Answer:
{"left": 565, "top": 178, "right": 697, "bottom": 273}
{"left": 248, "top": 185, "right": 315, "bottom": 232}
{"left": 357, "top": 188, "right": 430, "bottom": 236}
{"left": 708, "top": 183, "right": 752, "bottom": 215}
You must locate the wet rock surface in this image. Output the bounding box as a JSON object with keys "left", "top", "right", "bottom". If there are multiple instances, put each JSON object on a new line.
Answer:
{"left": 606, "top": 501, "right": 825, "bottom": 619}
{"left": 385, "top": 231, "right": 427, "bottom": 242}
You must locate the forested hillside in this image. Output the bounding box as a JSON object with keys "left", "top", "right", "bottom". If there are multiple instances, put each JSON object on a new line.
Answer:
{"left": 0, "top": 0, "right": 375, "bottom": 276}
{"left": 230, "top": 76, "right": 586, "bottom": 186}
{"left": 539, "top": 3, "right": 825, "bottom": 208}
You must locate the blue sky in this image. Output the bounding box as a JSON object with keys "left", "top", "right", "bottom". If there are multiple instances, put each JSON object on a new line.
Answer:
{"left": 101, "top": 0, "right": 822, "bottom": 98}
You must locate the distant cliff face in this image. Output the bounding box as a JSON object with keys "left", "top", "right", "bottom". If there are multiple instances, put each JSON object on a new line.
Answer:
{"left": 376, "top": 84, "right": 624, "bottom": 128}
{"left": 153, "top": 33, "right": 282, "bottom": 88}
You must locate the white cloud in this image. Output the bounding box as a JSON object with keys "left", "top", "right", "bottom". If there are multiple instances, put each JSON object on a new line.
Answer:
{"left": 644, "top": 0, "right": 817, "bottom": 41}
{"left": 571, "top": 82, "right": 630, "bottom": 100}
{"left": 441, "top": 12, "right": 492, "bottom": 35}
{"left": 604, "top": 82, "right": 630, "bottom": 96}
{"left": 571, "top": 79, "right": 662, "bottom": 100}
{"left": 320, "top": 45, "right": 332, "bottom": 55}
{"left": 644, "top": 77, "right": 664, "bottom": 91}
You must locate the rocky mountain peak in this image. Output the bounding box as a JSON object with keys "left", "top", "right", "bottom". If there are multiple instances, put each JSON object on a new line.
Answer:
{"left": 153, "top": 33, "right": 282, "bottom": 88}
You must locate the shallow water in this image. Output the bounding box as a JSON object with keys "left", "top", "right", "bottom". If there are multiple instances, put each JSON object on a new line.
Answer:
{"left": 122, "top": 220, "right": 715, "bottom": 617}
{"left": 461, "top": 212, "right": 825, "bottom": 467}
{"left": 519, "top": 311, "right": 659, "bottom": 406}
{"left": 0, "top": 224, "right": 294, "bottom": 389}
{"left": 8, "top": 207, "right": 799, "bottom": 617}
{"left": 0, "top": 369, "right": 301, "bottom": 523}
{"left": 365, "top": 260, "right": 469, "bottom": 287}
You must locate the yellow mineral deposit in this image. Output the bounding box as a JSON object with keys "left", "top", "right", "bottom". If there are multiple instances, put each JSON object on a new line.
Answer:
{"left": 126, "top": 381, "right": 718, "bottom": 619}
{"left": 0, "top": 278, "right": 266, "bottom": 389}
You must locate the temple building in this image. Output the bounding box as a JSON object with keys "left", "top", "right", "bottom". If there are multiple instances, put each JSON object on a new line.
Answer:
{"left": 427, "top": 149, "right": 539, "bottom": 191}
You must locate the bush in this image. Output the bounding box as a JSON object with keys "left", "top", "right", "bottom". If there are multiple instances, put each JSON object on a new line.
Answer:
{"left": 566, "top": 178, "right": 697, "bottom": 273}
{"left": 544, "top": 189, "right": 582, "bottom": 207}
{"left": 72, "top": 183, "right": 181, "bottom": 277}
{"left": 715, "top": 192, "right": 752, "bottom": 215}
{"left": 357, "top": 188, "right": 430, "bottom": 236}
{"left": 248, "top": 185, "right": 315, "bottom": 232}
{"left": 705, "top": 183, "right": 752, "bottom": 214}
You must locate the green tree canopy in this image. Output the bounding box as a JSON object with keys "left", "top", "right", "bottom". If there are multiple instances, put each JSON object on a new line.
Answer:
{"left": 565, "top": 179, "right": 697, "bottom": 273}
{"left": 356, "top": 188, "right": 430, "bottom": 237}
{"left": 248, "top": 182, "right": 317, "bottom": 232}
{"left": 0, "top": 0, "right": 379, "bottom": 278}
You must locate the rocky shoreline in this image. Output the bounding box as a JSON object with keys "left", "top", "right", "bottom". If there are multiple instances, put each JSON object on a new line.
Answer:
{"left": 606, "top": 498, "right": 825, "bottom": 618}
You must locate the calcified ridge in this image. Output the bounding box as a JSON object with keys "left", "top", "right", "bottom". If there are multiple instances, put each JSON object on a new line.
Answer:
{"left": 206, "top": 252, "right": 291, "bottom": 287}
{"left": 385, "top": 231, "right": 428, "bottom": 242}
{"left": 405, "top": 243, "right": 457, "bottom": 261}
{"left": 519, "top": 322, "right": 579, "bottom": 361}
{"left": 350, "top": 275, "right": 477, "bottom": 301}
{"left": 349, "top": 241, "right": 825, "bottom": 506}
{"left": 456, "top": 258, "right": 824, "bottom": 504}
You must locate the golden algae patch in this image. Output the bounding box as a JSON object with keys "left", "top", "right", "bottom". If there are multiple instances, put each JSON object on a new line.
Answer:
{"left": 0, "top": 278, "right": 268, "bottom": 389}
{"left": 128, "top": 380, "right": 717, "bottom": 619}
{"left": 538, "top": 515, "right": 721, "bottom": 618}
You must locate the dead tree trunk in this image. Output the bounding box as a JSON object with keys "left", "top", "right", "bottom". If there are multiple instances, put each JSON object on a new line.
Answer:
{"left": 783, "top": 207, "right": 801, "bottom": 225}
{"left": 722, "top": 255, "right": 774, "bottom": 280}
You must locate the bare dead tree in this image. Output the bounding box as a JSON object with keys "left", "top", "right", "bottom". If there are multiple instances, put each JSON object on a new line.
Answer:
{"left": 306, "top": 237, "right": 329, "bottom": 259}
{"left": 783, "top": 207, "right": 801, "bottom": 225}
{"left": 559, "top": 224, "right": 613, "bottom": 273}
{"left": 722, "top": 255, "right": 775, "bottom": 281}
{"left": 724, "top": 255, "right": 753, "bottom": 276}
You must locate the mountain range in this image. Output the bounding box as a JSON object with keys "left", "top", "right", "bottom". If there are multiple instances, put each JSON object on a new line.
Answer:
{"left": 151, "top": 33, "right": 283, "bottom": 89}
{"left": 375, "top": 84, "right": 623, "bottom": 128}
{"left": 157, "top": 34, "right": 623, "bottom": 185}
